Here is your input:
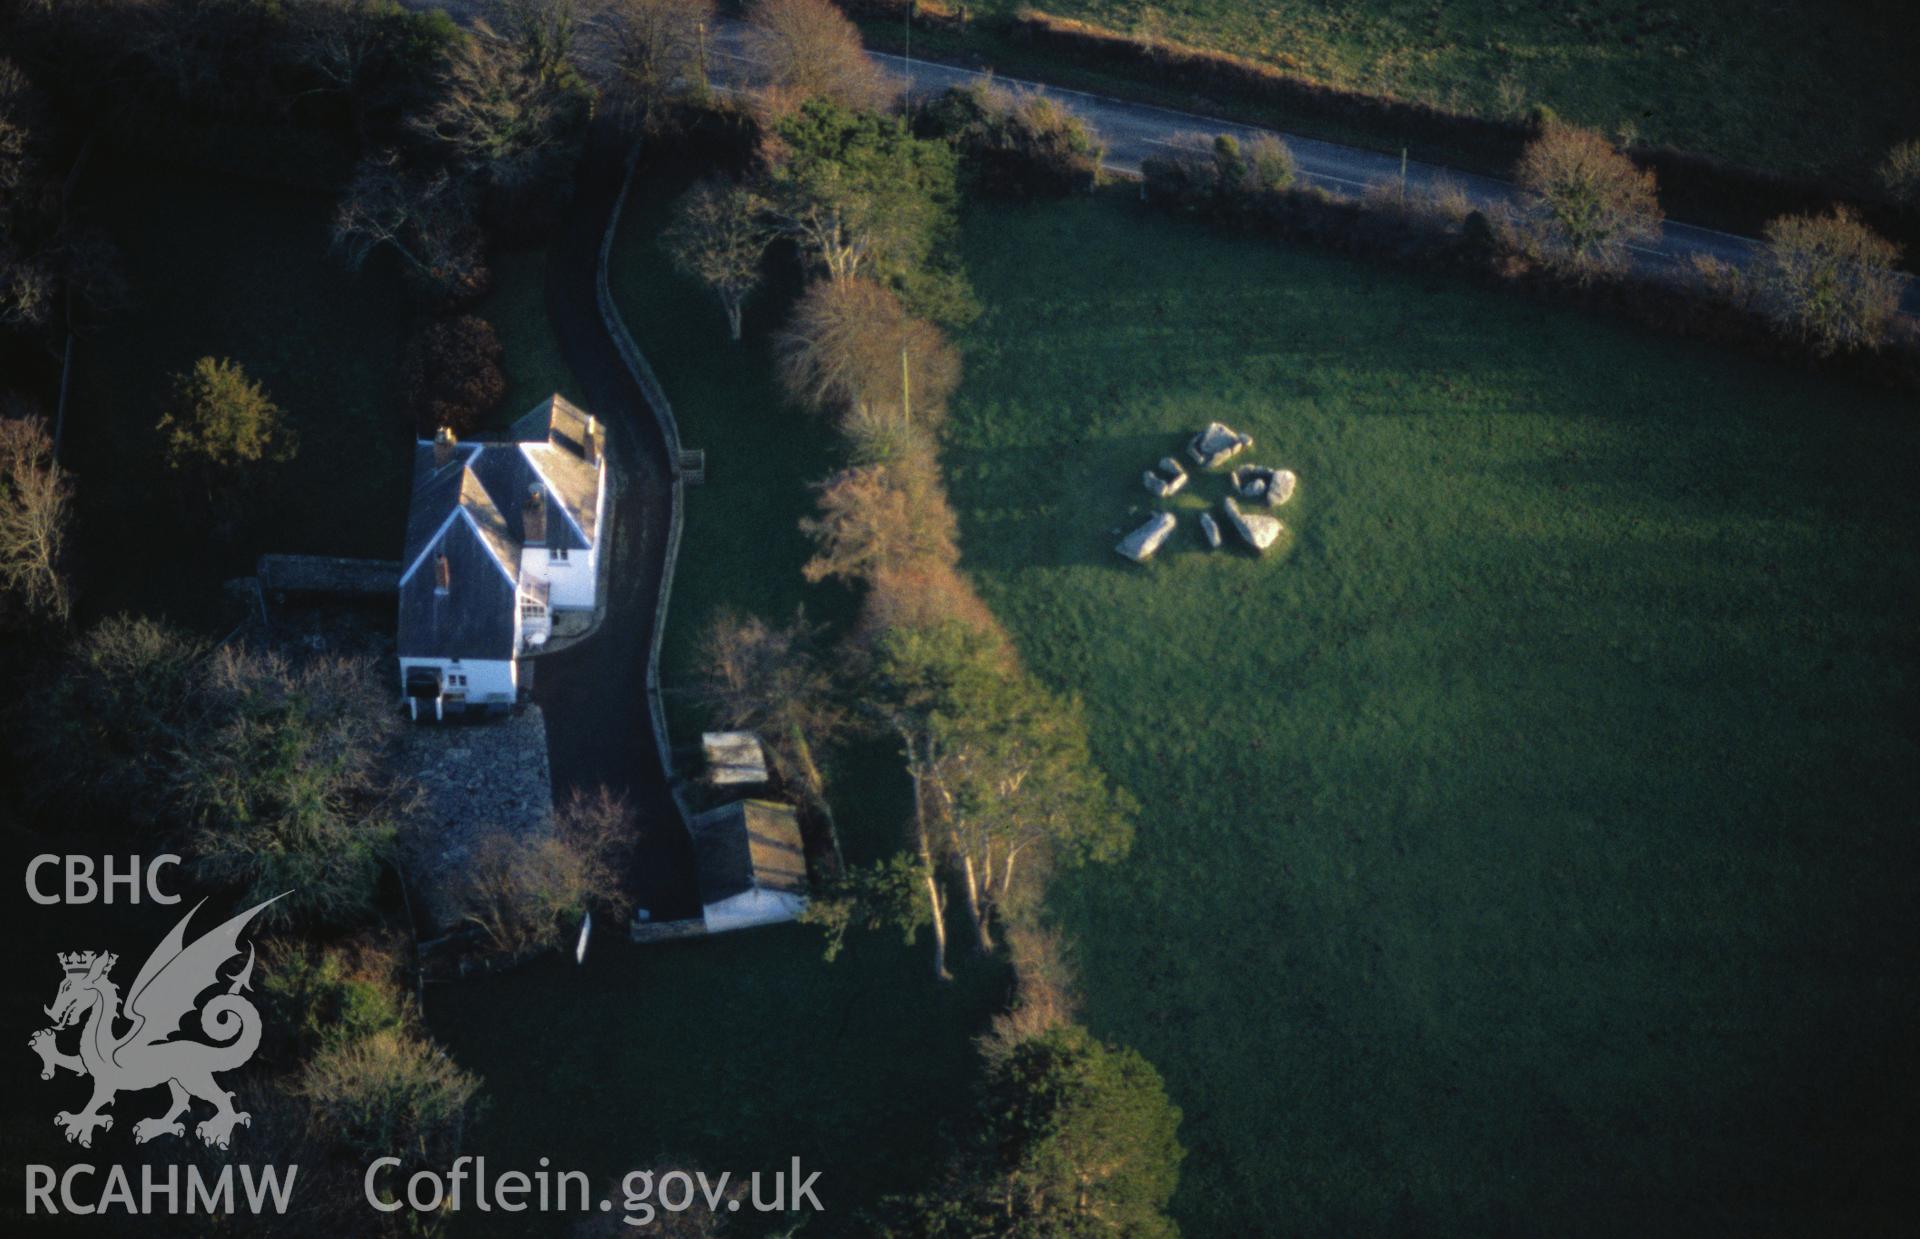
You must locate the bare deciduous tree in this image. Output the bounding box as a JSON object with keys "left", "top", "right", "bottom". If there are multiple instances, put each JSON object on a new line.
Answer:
{"left": 0, "top": 247, "right": 55, "bottom": 331}
{"left": 592, "top": 0, "right": 713, "bottom": 132}
{"left": 693, "top": 608, "right": 846, "bottom": 816}
{"left": 1513, "top": 122, "right": 1662, "bottom": 276}
{"left": 0, "top": 57, "right": 45, "bottom": 213}
{"left": 776, "top": 277, "right": 960, "bottom": 436}
{"left": 0, "top": 404, "right": 72, "bottom": 623}
{"left": 287, "top": 0, "right": 396, "bottom": 141}
{"left": 1754, "top": 206, "right": 1906, "bottom": 356}
{"left": 486, "top": 0, "right": 583, "bottom": 86}
{"left": 410, "top": 28, "right": 573, "bottom": 188}
{"left": 660, "top": 177, "right": 769, "bottom": 341}
{"left": 460, "top": 787, "right": 634, "bottom": 957}
{"left": 332, "top": 150, "right": 486, "bottom": 296}
{"left": 979, "top": 922, "right": 1079, "bottom": 1056}
{"left": 743, "top": 0, "right": 892, "bottom": 118}
{"left": 800, "top": 455, "right": 958, "bottom": 586}
{"left": 1878, "top": 139, "right": 1920, "bottom": 206}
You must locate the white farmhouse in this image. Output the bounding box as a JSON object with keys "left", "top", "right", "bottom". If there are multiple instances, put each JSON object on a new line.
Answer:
{"left": 397, "top": 395, "right": 609, "bottom": 720}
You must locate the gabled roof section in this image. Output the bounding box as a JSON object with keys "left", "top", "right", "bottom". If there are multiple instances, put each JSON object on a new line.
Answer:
{"left": 397, "top": 510, "right": 518, "bottom": 660}
{"left": 458, "top": 469, "right": 520, "bottom": 580}
{"left": 521, "top": 441, "right": 600, "bottom": 548}
{"left": 401, "top": 444, "right": 519, "bottom": 587}
{"left": 465, "top": 441, "right": 592, "bottom": 553}
{"left": 688, "top": 800, "right": 808, "bottom": 906}
{"left": 403, "top": 442, "right": 478, "bottom": 570}
{"left": 511, "top": 393, "right": 595, "bottom": 457}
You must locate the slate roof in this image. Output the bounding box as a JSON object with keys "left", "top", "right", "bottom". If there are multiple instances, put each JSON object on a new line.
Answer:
{"left": 512, "top": 393, "right": 596, "bottom": 457}
{"left": 397, "top": 395, "right": 605, "bottom": 661}
{"left": 397, "top": 509, "right": 517, "bottom": 660}
{"left": 688, "top": 800, "right": 809, "bottom": 906}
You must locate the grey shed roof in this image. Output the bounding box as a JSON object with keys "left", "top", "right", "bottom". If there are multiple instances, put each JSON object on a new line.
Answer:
{"left": 688, "top": 800, "right": 808, "bottom": 906}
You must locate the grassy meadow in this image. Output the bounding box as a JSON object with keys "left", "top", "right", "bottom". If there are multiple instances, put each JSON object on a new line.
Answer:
{"left": 478, "top": 247, "right": 587, "bottom": 427}
{"left": 905, "top": 1, "right": 1920, "bottom": 180}
{"left": 944, "top": 192, "right": 1920, "bottom": 1234}
{"left": 61, "top": 159, "right": 413, "bottom": 625}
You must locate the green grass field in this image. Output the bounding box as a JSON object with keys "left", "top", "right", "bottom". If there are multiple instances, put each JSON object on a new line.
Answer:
{"left": 63, "top": 159, "right": 410, "bottom": 625}
{"left": 425, "top": 164, "right": 1007, "bottom": 1230}
{"left": 912, "top": 1, "right": 1920, "bottom": 180}
{"left": 943, "top": 192, "right": 1920, "bottom": 1233}
{"left": 478, "top": 247, "right": 587, "bottom": 427}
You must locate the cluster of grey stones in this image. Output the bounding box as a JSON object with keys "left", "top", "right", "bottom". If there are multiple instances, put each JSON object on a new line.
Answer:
{"left": 1116, "top": 422, "right": 1298, "bottom": 563}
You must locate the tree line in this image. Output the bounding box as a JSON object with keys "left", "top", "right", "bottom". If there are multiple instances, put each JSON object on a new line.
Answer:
{"left": 1143, "top": 118, "right": 1915, "bottom": 370}
{"left": 638, "top": 3, "right": 1182, "bottom": 1232}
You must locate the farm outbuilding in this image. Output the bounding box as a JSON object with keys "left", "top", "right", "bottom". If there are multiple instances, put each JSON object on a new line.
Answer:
{"left": 702, "top": 731, "right": 770, "bottom": 787}
{"left": 687, "top": 799, "right": 809, "bottom": 933}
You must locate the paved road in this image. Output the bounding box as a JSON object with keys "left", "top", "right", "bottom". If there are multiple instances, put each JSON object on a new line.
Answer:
{"left": 534, "top": 117, "right": 701, "bottom": 922}
{"left": 405, "top": 3, "right": 1907, "bottom": 308}
{"left": 706, "top": 20, "right": 1917, "bottom": 311}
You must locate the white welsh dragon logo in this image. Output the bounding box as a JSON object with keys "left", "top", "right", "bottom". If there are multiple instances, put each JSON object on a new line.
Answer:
{"left": 28, "top": 896, "right": 281, "bottom": 1150}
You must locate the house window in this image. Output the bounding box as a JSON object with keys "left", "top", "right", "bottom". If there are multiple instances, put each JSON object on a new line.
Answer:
{"left": 447, "top": 673, "right": 467, "bottom": 689}
{"left": 551, "top": 547, "right": 569, "bottom": 564}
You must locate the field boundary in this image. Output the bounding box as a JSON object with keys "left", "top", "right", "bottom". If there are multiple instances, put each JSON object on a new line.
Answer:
{"left": 594, "top": 141, "right": 693, "bottom": 825}
{"left": 842, "top": 0, "right": 1919, "bottom": 262}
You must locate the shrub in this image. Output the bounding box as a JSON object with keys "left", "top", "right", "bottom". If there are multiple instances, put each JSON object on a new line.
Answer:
{"left": 1139, "top": 132, "right": 1224, "bottom": 212}
{"left": 1243, "top": 132, "right": 1296, "bottom": 192}
{"left": 400, "top": 315, "right": 507, "bottom": 437}
{"left": 1142, "top": 130, "right": 1300, "bottom": 214}
{"left": 1879, "top": 139, "right": 1920, "bottom": 206}
{"left": 1753, "top": 206, "right": 1905, "bottom": 356}
{"left": 921, "top": 81, "right": 1103, "bottom": 198}
{"left": 1362, "top": 175, "right": 1474, "bottom": 231}
{"left": 977, "top": 1024, "right": 1184, "bottom": 1236}
{"left": 458, "top": 790, "right": 632, "bottom": 959}
{"left": 800, "top": 451, "right": 960, "bottom": 586}
{"left": 1512, "top": 122, "right": 1663, "bottom": 276}
{"left": 261, "top": 941, "right": 409, "bottom": 1058}
{"left": 175, "top": 647, "right": 406, "bottom": 927}
{"left": 158, "top": 356, "right": 297, "bottom": 474}
{"left": 13, "top": 615, "right": 208, "bottom": 820}
{"left": 295, "top": 1028, "right": 481, "bottom": 1163}
{"left": 743, "top": 0, "right": 894, "bottom": 120}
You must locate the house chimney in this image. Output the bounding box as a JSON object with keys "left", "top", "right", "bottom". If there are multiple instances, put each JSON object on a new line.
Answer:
{"left": 433, "top": 551, "right": 451, "bottom": 594}
{"left": 583, "top": 415, "right": 599, "bottom": 465}
{"left": 524, "top": 485, "right": 547, "bottom": 547}
{"left": 434, "top": 426, "right": 457, "bottom": 468}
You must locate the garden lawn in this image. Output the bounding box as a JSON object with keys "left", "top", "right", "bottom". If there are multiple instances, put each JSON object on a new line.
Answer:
{"left": 478, "top": 247, "right": 585, "bottom": 428}
{"left": 946, "top": 192, "right": 1920, "bottom": 1234}
{"left": 62, "top": 158, "right": 410, "bottom": 626}
{"left": 427, "top": 162, "right": 1006, "bottom": 1232}
{"left": 887, "top": 1, "right": 1920, "bottom": 181}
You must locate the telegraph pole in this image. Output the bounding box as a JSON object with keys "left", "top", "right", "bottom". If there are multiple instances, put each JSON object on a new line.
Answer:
{"left": 901, "top": 340, "right": 913, "bottom": 427}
